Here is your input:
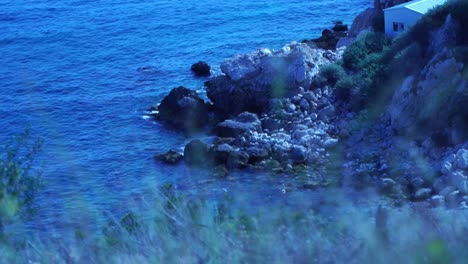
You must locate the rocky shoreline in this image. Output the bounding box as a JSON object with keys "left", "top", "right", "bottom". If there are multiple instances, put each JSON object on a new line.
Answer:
{"left": 151, "top": 3, "right": 468, "bottom": 209}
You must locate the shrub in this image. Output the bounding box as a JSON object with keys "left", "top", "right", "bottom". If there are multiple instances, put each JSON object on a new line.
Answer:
{"left": 0, "top": 129, "right": 42, "bottom": 232}
{"left": 318, "top": 63, "right": 346, "bottom": 85}
{"left": 363, "top": 32, "right": 391, "bottom": 54}
{"left": 342, "top": 41, "right": 367, "bottom": 70}
{"left": 334, "top": 75, "right": 356, "bottom": 101}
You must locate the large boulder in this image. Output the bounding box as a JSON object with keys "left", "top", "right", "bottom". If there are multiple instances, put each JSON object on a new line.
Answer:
{"left": 156, "top": 86, "right": 209, "bottom": 133}
{"left": 206, "top": 44, "right": 337, "bottom": 116}
{"left": 348, "top": 8, "right": 383, "bottom": 37}
{"left": 191, "top": 61, "right": 211, "bottom": 76}
{"left": 184, "top": 139, "right": 213, "bottom": 166}
{"left": 214, "top": 112, "right": 261, "bottom": 138}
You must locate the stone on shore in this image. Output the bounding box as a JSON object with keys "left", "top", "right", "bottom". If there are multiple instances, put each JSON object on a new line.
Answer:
{"left": 214, "top": 112, "right": 261, "bottom": 138}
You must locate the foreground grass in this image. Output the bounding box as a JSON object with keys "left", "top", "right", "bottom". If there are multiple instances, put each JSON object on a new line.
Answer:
{"left": 1, "top": 185, "right": 468, "bottom": 263}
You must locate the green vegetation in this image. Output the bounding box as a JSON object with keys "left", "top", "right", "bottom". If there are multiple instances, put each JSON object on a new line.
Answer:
{"left": 315, "top": 0, "right": 467, "bottom": 109}
{"left": 0, "top": 129, "right": 42, "bottom": 236}
{"left": 0, "top": 131, "right": 467, "bottom": 262}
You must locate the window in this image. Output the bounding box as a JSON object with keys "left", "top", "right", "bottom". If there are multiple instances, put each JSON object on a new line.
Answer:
{"left": 393, "top": 22, "right": 405, "bottom": 32}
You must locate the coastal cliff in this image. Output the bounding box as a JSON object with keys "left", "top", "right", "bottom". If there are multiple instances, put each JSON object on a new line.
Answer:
{"left": 153, "top": 0, "right": 467, "bottom": 207}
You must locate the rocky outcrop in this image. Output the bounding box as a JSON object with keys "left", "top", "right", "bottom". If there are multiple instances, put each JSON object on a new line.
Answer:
{"left": 337, "top": 8, "right": 383, "bottom": 48}
{"left": 388, "top": 48, "right": 467, "bottom": 146}
{"left": 155, "top": 150, "right": 183, "bottom": 164}
{"left": 191, "top": 61, "right": 211, "bottom": 76}
{"left": 206, "top": 43, "right": 342, "bottom": 116}
{"left": 156, "top": 86, "right": 209, "bottom": 133}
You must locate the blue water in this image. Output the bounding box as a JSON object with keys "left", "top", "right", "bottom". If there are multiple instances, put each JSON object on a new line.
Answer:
{"left": 0, "top": 0, "right": 370, "bottom": 231}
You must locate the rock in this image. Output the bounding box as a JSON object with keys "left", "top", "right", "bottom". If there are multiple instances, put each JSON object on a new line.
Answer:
{"left": 155, "top": 150, "right": 183, "bottom": 164}
{"left": 446, "top": 190, "right": 461, "bottom": 208}
{"left": 387, "top": 49, "right": 466, "bottom": 146}
{"left": 246, "top": 146, "right": 269, "bottom": 164}
{"left": 310, "top": 113, "right": 318, "bottom": 121}
{"left": 379, "top": 178, "right": 396, "bottom": 193}
{"left": 213, "top": 143, "right": 235, "bottom": 164}
{"left": 410, "top": 177, "right": 425, "bottom": 189}
{"left": 318, "top": 105, "right": 335, "bottom": 120}
{"left": 184, "top": 139, "right": 212, "bottom": 166}
{"left": 414, "top": 188, "right": 432, "bottom": 201}
{"left": 261, "top": 117, "right": 282, "bottom": 132}
{"left": 332, "top": 22, "right": 348, "bottom": 32}
{"left": 430, "top": 195, "right": 445, "bottom": 207}
{"left": 456, "top": 149, "right": 468, "bottom": 169}
{"left": 206, "top": 44, "right": 337, "bottom": 115}
{"left": 226, "top": 151, "right": 250, "bottom": 169}
{"left": 191, "top": 61, "right": 211, "bottom": 76}
{"left": 323, "top": 138, "right": 339, "bottom": 148}
{"left": 347, "top": 8, "right": 383, "bottom": 37}
{"left": 433, "top": 176, "right": 448, "bottom": 193}
{"left": 290, "top": 145, "right": 308, "bottom": 164}
{"left": 157, "top": 86, "right": 209, "bottom": 133}
{"left": 449, "top": 170, "right": 468, "bottom": 194}
{"left": 287, "top": 104, "right": 296, "bottom": 113}
{"left": 212, "top": 165, "right": 228, "bottom": 178}
{"left": 214, "top": 112, "right": 261, "bottom": 138}
{"left": 441, "top": 160, "right": 452, "bottom": 174}
{"left": 299, "top": 98, "right": 311, "bottom": 112}
{"left": 439, "top": 186, "right": 456, "bottom": 197}
{"left": 304, "top": 28, "right": 343, "bottom": 50}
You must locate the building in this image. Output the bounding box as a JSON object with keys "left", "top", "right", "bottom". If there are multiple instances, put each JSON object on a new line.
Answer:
{"left": 384, "top": 0, "right": 447, "bottom": 37}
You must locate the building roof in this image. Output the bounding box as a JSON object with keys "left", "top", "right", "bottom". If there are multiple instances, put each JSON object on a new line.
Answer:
{"left": 384, "top": 0, "right": 447, "bottom": 14}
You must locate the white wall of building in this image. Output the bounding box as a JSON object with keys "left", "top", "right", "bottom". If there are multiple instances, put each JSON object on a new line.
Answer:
{"left": 384, "top": 8, "right": 423, "bottom": 37}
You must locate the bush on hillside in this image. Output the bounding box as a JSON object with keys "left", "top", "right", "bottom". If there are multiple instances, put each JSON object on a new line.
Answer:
{"left": 318, "top": 63, "right": 346, "bottom": 85}
{"left": 342, "top": 32, "right": 391, "bottom": 71}
{"left": 342, "top": 41, "right": 368, "bottom": 70}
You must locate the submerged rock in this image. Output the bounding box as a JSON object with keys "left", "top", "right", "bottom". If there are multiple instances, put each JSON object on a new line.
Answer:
{"left": 155, "top": 150, "right": 183, "bottom": 164}
{"left": 156, "top": 86, "right": 209, "bottom": 133}
{"left": 191, "top": 61, "right": 211, "bottom": 76}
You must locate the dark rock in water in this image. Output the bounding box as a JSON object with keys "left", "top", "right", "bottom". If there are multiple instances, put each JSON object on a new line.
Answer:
{"left": 184, "top": 139, "right": 213, "bottom": 166}
{"left": 191, "top": 61, "right": 211, "bottom": 76}
{"left": 137, "top": 65, "right": 159, "bottom": 74}
{"left": 226, "top": 151, "right": 250, "bottom": 169}
{"left": 214, "top": 112, "right": 261, "bottom": 137}
{"left": 332, "top": 22, "right": 348, "bottom": 32}
{"left": 157, "top": 86, "right": 209, "bottom": 133}
{"left": 304, "top": 26, "right": 347, "bottom": 50}
{"left": 155, "top": 150, "right": 183, "bottom": 164}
